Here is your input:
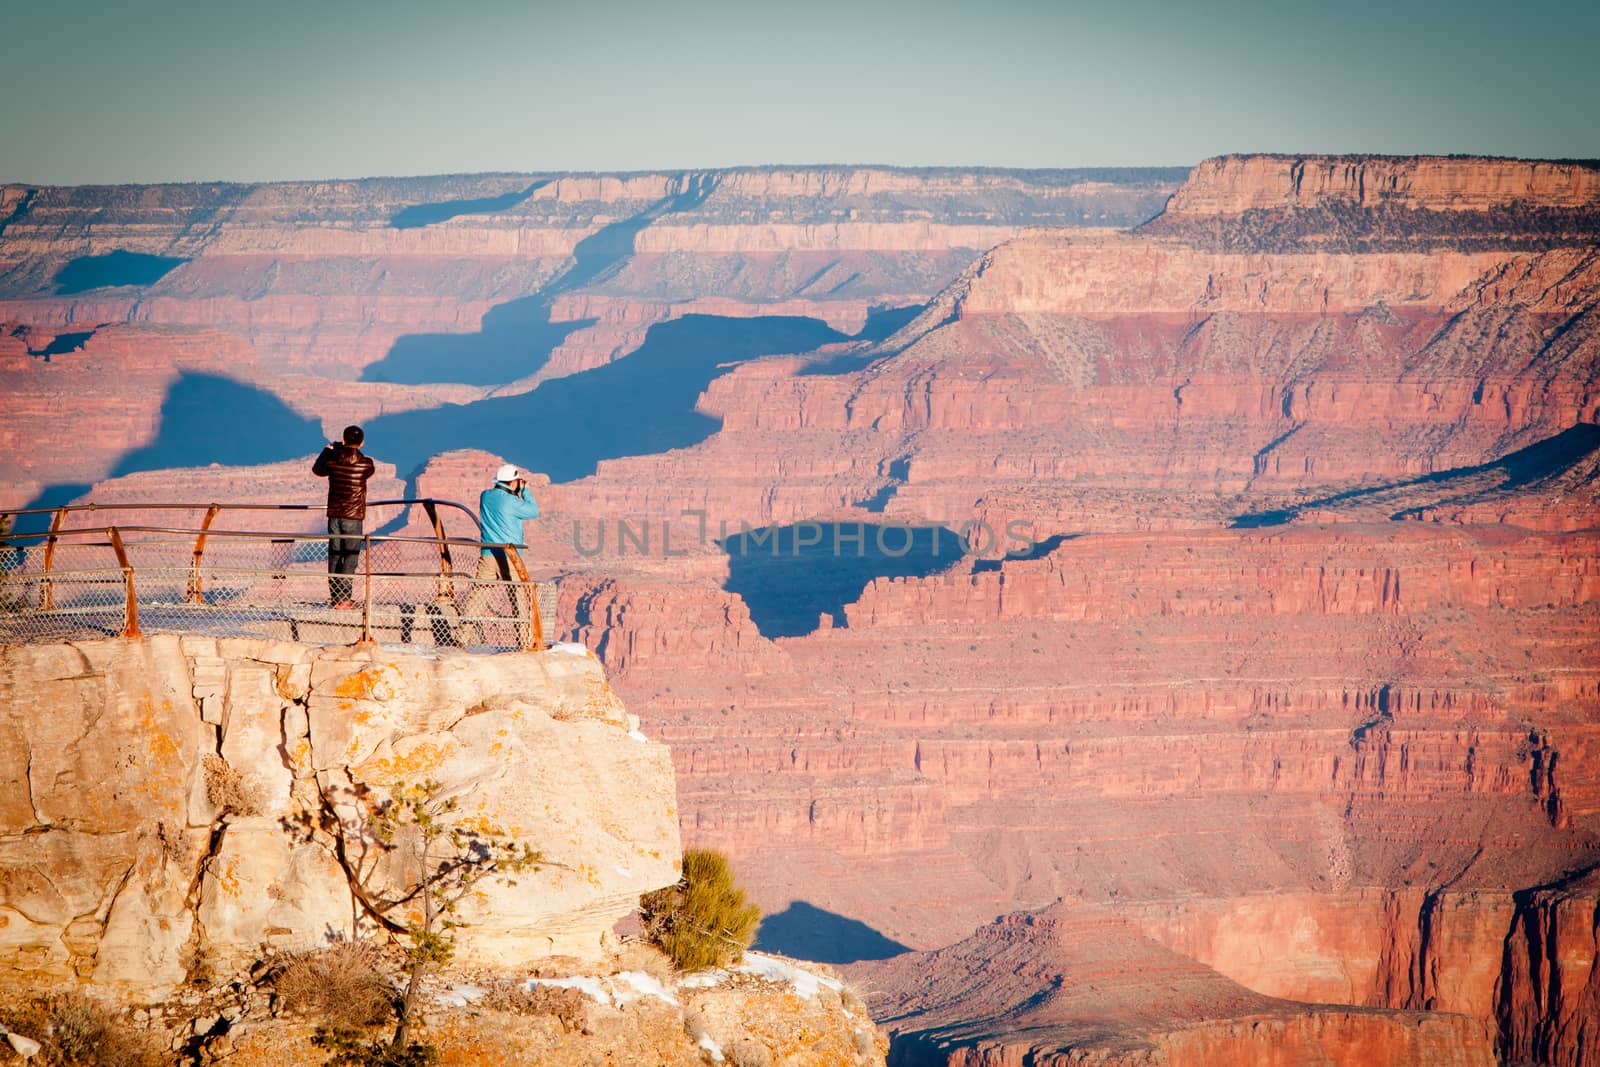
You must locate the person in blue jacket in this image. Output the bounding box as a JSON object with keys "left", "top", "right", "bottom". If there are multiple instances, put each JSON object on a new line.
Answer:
{"left": 461, "top": 464, "right": 541, "bottom": 646}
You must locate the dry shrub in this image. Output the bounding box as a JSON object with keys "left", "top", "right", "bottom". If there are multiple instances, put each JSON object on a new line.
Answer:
{"left": 852, "top": 1027, "right": 881, "bottom": 1060}
{"left": 681, "top": 1008, "right": 711, "bottom": 1045}
{"left": 274, "top": 942, "right": 393, "bottom": 1028}
{"left": 726, "top": 1039, "right": 773, "bottom": 1067}
{"left": 639, "top": 848, "right": 761, "bottom": 972}
{"left": 839, "top": 979, "right": 869, "bottom": 1018}
{"left": 202, "top": 755, "right": 263, "bottom": 817}
{"left": 0, "top": 992, "right": 163, "bottom": 1067}
{"left": 478, "top": 984, "right": 588, "bottom": 1033}
{"left": 611, "top": 939, "right": 677, "bottom": 986}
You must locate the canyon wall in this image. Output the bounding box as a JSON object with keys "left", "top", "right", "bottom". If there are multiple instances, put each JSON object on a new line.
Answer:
{"left": 864, "top": 902, "right": 1498, "bottom": 1066}
{"left": 0, "top": 165, "right": 1179, "bottom": 509}
{"left": 1143, "top": 155, "right": 1600, "bottom": 251}
{"left": 2, "top": 154, "right": 1596, "bottom": 1064}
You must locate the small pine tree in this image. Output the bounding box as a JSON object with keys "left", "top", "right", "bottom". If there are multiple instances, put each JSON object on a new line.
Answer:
{"left": 639, "top": 847, "right": 761, "bottom": 971}
{"left": 314, "top": 779, "right": 542, "bottom": 1064}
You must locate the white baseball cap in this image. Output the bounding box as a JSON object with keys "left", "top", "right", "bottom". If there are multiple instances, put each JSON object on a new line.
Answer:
{"left": 495, "top": 464, "right": 522, "bottom": 483}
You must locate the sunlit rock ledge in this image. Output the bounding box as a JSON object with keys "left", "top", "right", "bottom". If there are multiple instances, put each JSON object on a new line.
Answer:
{"left": 0, "top": 634, "right": 681, "bottom": 1002}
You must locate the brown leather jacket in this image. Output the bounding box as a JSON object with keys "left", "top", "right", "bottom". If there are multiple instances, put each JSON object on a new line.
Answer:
{"left": 312, "top": 444, "right": 376, "bottom": 520}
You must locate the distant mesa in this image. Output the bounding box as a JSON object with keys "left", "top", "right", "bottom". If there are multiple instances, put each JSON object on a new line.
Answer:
{"left": 53, "top": 250, "right": 186, "bottom": 294}
{"left": 388, "top": 179, "right": 550, "bottom": 229}
{"left": 1142, "top": 154, "right": 1600, "bottom": 252}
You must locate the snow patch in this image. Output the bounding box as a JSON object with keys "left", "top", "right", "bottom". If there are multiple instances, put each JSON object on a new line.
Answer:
{"left": 696, "top": 1032, "right": 726, "bottom": 1062}
{"left": 612, "top": 970, "right": 679, "bottom": 1006}
{"left": 525, "top": 970, "right": 680, "bottom": 1009}
{"left": 628, "top": 728, "right": 651, "bottom": 743}
{"left": 737, "top": 952, "right": 843, "bottom": 1000}
{"left": 527, "top": 974, "right": 612, "bottom": 1006}
{"left": 549, "top": 642, "right": 592, "bottom": 657}
{"left": 435, "top": 983, "right": 487, "bottom": 1007}
{"left": 677, "top": 970, "right": 729, "bottom": 989}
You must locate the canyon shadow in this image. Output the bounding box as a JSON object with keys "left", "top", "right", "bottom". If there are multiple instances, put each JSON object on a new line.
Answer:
{"left": 110, "top": 372, "right": 325, "bottom": 478}
{"left": 364, "top": 176, "right": 718, "bottom": 387}
{"left": 753, "top": 901, "right": 911, "bottom": 964}
{"left": 389, "top": 179, "right": 550, "bottom": 229}
{"left": 54, "top": 251, "right": 186, "bottom": 294}
{"left": 371, "top": 313, "right": 848, "bottom": 483}
{"left": 720, "top": 522, "right": 966, "bottom": 639}
{"left": 1232, "top": 423, "right": 1600, "bottom": 527}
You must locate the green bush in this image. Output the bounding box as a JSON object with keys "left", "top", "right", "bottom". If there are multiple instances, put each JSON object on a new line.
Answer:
{"left": 639, "top": 847, "right": 761, "bottom": 971}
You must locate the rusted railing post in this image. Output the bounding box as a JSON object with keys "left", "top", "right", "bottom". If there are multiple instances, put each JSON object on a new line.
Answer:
{"left": 356, "top": 534, "right": 376, "bottom": 647}
{"left": 39, "top": 506, "right": 67, "bottom": 610}
{"left": 107, "top": 526, "right": 141, "bottom": 638}
{"left": 422, "top": 500, "right": 454, "bottom": 598}
{"left": 505, "top": 547, "right": 544, "bottom": 652}
{"left": 186, "top": 504, "right": 223, "bottom": 604}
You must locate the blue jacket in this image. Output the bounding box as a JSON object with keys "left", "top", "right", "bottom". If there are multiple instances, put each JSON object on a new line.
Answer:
{"left": 478, "top": 483, "right": 540, "bottom": 556}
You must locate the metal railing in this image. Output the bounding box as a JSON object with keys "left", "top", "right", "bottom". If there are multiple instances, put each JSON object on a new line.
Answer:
{"left": 0, "top": 500, "right": 555, "bottom": 652}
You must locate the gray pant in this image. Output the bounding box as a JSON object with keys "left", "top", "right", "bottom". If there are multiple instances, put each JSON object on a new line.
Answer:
{"left": 327, "top": 517, "right": 363, "bottom": 604}
{"left": 460, "top": 550, "right": 532, "bottom": 647}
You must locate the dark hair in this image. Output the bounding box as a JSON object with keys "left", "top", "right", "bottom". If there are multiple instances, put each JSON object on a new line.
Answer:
{"left": 342, "top": 425, "right": 364, "bottom": 446}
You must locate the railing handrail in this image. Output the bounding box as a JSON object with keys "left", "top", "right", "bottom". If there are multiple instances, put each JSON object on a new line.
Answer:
{"left": 1, "top": 525, "right": 524, "bottom": 552}
{"left": 0, "top": 498, "right": 482, "bottom": 533}
{"left": 0, "top": 503, "right": 546, "bottom": 652}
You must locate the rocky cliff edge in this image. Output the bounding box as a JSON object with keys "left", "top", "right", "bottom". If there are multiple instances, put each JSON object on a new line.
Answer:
{"left": 0, "top": 635, "right": 682, "bottom": 1002}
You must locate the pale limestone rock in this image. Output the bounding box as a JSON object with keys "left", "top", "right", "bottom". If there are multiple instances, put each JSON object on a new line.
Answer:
{"left": 0, "top": 634, "right": 681, "bottom": 1000}
{"left": 195, "top": 819, "right": 351, "bottom": 960}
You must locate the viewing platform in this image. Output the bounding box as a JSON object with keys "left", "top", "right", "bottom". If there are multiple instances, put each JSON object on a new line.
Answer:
{"left": 0, "top": 499, "right": 557, "bottom": 651}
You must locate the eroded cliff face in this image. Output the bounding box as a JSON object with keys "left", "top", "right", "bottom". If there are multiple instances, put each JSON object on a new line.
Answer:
{"left": 0, "top": 635, "right": 680, "bottom": 1001}
{"left": 1142, "top": 154, "right": 1600, "bottom": 251}
{"left": 1164, "top": 156, "right": 1600, "bottom": 216}
{"left": 862, "top": 902, "right": 1498, "bottom": 1067}
{"left": 3, "top": 154, "right": 1597, "bottom": 1065}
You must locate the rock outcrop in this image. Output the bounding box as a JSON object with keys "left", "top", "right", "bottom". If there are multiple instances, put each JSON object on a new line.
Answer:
{"left": 1142, "top": 154, "right": 1600, "bottom": 251}
{"left": 0, "top": 635, "right": 680, "bottom": 1001}
{"left": 861, "top": 902, "right": 1497, "bottom": 1066}
{"left": 222, "top": 951, "right": 886, "bottom": 1067}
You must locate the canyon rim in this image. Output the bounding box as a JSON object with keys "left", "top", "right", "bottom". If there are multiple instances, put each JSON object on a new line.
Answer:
{"left": 1, "top": 150, "right": 1597, "bottom": 1066}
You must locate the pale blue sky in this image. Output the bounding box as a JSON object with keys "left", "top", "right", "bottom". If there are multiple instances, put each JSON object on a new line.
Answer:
{"left": 3, "top": 0, "right": 1596, "bottom": 183}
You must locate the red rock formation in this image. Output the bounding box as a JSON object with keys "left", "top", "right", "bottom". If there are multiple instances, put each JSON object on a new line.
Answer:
{"left": 858, "top": 901, "right": 1497, "bottom": 1066}
{"left": 1498, "top": 866, "right": 1600, "bottom": 1067}
{"left": 0, "top": 168, "right": 1173, "bottom": 382}
{"left": 1162, "top": 156, "right": 1600, "bottom": 216}
{"left": 4, "top": 155, "right": 1597, "bottom": 1065}
{"left": 0, "top": 322, "right": 260, "bottom": 504}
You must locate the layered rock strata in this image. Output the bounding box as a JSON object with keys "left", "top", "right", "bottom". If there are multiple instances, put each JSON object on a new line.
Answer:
{"left": 2, "top": 154, "right": 1597, "bottom": 1064}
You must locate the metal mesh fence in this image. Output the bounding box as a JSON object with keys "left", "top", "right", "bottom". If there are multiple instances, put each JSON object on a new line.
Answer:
{"left": 0, "top": 524, "right": 558, "bottom": 651}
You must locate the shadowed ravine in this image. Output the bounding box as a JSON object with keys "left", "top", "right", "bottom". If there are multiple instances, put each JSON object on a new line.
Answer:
{"left": 364, "top": 174, "right": 719, "bottom": 387}
{"left": 371, "top": 313, "right": 848, "bottom": 483}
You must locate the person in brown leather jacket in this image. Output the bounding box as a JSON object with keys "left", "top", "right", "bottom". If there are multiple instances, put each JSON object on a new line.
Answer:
{"left": 312, "top": 425, "right": 376, "bottom": 608}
